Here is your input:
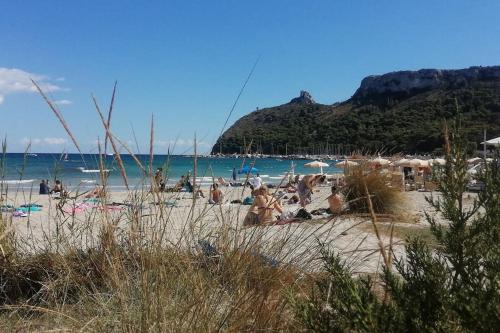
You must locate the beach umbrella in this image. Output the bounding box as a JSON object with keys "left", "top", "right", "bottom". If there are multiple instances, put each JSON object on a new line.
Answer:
{"left": 370, "top": 157, "right": 390, "bottom": 166}
{"left": 395, "top": 158, "right": 410, "bottom": 166}
{"left": 408, "top": 159, "right": 423, "bottom": 167}
{"left": 430, "top": 158, "right": 446, "bottom": 166}
{"left": 335, "top": 160, "right": 358, "bottom": 168}
{"left": 481, "top": 137, "right": 500, "bottom": 147}
{"left": 238, "top": 166, "right": 259, "bottom": 174}
{"left": 419, "top": 160, "right": 431, "bottom": 168}
{"left": 304, "top": 160, "right": 329, "bottom": 174}
{"left": 467, "top": 157, "right": 482, "bottom": 164}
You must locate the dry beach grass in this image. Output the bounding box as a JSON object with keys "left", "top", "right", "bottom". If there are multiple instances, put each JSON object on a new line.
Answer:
{"left": 0, "top": 84, "right": 453, "bottom": 332}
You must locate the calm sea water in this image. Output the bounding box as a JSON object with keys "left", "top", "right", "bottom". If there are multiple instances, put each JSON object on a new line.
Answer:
{"left": 0, "top": 153, "right": 342, "bottom": 190}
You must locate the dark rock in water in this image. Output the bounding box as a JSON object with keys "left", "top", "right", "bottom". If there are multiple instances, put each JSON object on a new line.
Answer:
{"left": 290, "top": 90, "right": 315, "bottom": 104}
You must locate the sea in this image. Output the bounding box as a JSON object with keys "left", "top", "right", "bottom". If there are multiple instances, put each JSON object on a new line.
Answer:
{"left": 0, "top": 153, "right": 342, "bottom": 191}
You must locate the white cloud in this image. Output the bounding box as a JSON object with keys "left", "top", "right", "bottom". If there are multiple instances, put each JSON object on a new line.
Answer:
{"left": 21, "top": 137, "right": 68, "bottom": 146}
{"left": 54, "top": 99, "right": 72, "bottom": 105}
{"left": 0, "top": 67, "right": 66, "bottom": 104}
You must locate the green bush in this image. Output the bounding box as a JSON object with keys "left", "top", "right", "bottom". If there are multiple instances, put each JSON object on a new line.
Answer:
{"left": 290, "top": 118, "right": 500, "bottom": 332}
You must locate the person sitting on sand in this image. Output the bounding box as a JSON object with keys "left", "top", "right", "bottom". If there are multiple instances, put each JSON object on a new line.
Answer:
{"left": 243, "top": 186, "right": 283, "bottom": 226}
{"left": 195, "top": 188, "right": 205, "bottom": 199}
{"left": 174, "top": 175, "right": 186, "bottom": 191}
{"left": 154, "top": 168, "right": 165, "bottom": 192}
{"left": 249, "top": 173, "right": 263, "bottom": 190}
{"left": 209, "top": 183, "right": 223, "bottom": 204}
{"left": 50, "top": 180, "right": 68, "bottom": 197}
{"left": 50, "top": 180, "right": 63, "bottom": 193}
{"left": 287, "top": 194, "right": 299, "bottom": 204}
{"left": 39, "top": 179, "right": 49, "bottom": 195}
{"left": 297, "top": 174, "right": 326, "bottom": 208}
{"left": 217, "top": 177, "right": 229, "bottom": 186}
{"left": 327, "top": 185, "right": 344, "bottom": 214}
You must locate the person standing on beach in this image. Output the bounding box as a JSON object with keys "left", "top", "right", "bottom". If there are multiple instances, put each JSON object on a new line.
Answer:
{"left": 297, "top": 174, "right": 326, "bottom": 208}
{"left": 232, "top": 167, "right": 237, "bottom": 182}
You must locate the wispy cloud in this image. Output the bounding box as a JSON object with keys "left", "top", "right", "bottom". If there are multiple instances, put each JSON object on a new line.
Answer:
{"left": 54, "top": 99, "right": 72, "bottom": 105}
{"left": 0, "top": 68, "right": 67, "bottom": 104}
{"left": 155, "top": 138, "right": 210, "bottom": 148}
{"left": 21, "top": 137, "right": 68, "bottom": 146}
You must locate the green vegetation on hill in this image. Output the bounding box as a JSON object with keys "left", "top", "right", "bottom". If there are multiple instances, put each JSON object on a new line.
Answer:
{"left": 213, "top": 67, "right": 500, "bottom": 155}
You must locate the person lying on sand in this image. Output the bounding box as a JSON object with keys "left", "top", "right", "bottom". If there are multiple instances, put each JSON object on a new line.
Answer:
{"left": 297, "top": 174, "right": 326, "bottom": 208}
{"left": 85, "top": 185, "right": 104, "bottom": 199}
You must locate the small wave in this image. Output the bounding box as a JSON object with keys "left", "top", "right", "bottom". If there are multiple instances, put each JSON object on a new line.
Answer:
{"left": 80, "top": 180, "right": 97, "bottom": 184}
{"left": 0, "top": 179, "right": 36, "bottom": 184}
{"left": 81, "top": 169, "right": 110, "bottom": 173}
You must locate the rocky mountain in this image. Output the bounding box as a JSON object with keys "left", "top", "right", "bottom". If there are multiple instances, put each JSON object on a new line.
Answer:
{"left": 213, "top": 66, "right": 500, "bottom": 155}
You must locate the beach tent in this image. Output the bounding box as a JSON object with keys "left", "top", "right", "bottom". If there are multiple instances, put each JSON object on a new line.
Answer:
{"left": 481, "top": 137, "right": 500, "bottom": 147}
{"left": 335, "top": 160, "right": 358, "bottom": 168}
{"left": 304, "top": 160, "right": 329, "bottom": 174}
{"left": 238, "top": 166, "right": 259, "bottom": 174}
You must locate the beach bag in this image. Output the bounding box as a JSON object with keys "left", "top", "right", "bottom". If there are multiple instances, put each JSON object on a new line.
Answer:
{"left": 242, "top": 197, "right": 254, "bottom": 205}
{"left": 295, "top": 208, "right": 312, "bottom": 220}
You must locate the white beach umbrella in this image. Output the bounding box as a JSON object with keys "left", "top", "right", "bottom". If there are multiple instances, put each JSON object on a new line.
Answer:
{"left": 481, "top": 137, "right": 500, "bottom": 147}
{"left": 335, "top": 160, "right": 358, "bottom": 168}
{"left": 467, "top": 157, "right": 482, "bottom": 164}
{"left": 396, "top": 158, "right": 410, "bottom": 166}
{"left": 430, "top": 158, "right": 446, "bottom": 166}
{"left": 371, "top": 157, "right": 390, "bottom": 166}
{"left": 408, "top": 158, "right": 423, "bottom": 167}
{"left": 419, "top": 160, "right": 431, "bottom": 168}
{"left": 304, "top": 160, "right": 329, "bottom": 174}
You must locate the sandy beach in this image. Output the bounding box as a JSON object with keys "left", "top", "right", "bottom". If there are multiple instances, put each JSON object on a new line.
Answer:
{"left": 1, "top": 184, "right": 454, "bottom": 274}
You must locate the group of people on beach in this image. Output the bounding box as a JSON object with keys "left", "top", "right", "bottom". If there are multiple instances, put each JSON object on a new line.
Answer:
{"left": 151, "top": 166, "right": 344, "bottom": 226}
{"left": 243, "top": 173, "right": 344, "bottom": 226}
{"left": 39, "top": 179, "right": 66, "bottom": 196}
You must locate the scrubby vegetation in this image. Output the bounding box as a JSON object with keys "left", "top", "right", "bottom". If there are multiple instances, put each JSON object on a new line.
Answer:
{"left": 290, "top": 119, "right": 500, "bottom": 332}
{"left": 343, "top": 165, "right": 404, "bottom": 214}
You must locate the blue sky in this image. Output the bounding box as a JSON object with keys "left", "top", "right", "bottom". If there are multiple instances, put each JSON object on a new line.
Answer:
{"left": 1, "top": 0, "right": 499, "bottom": 153}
